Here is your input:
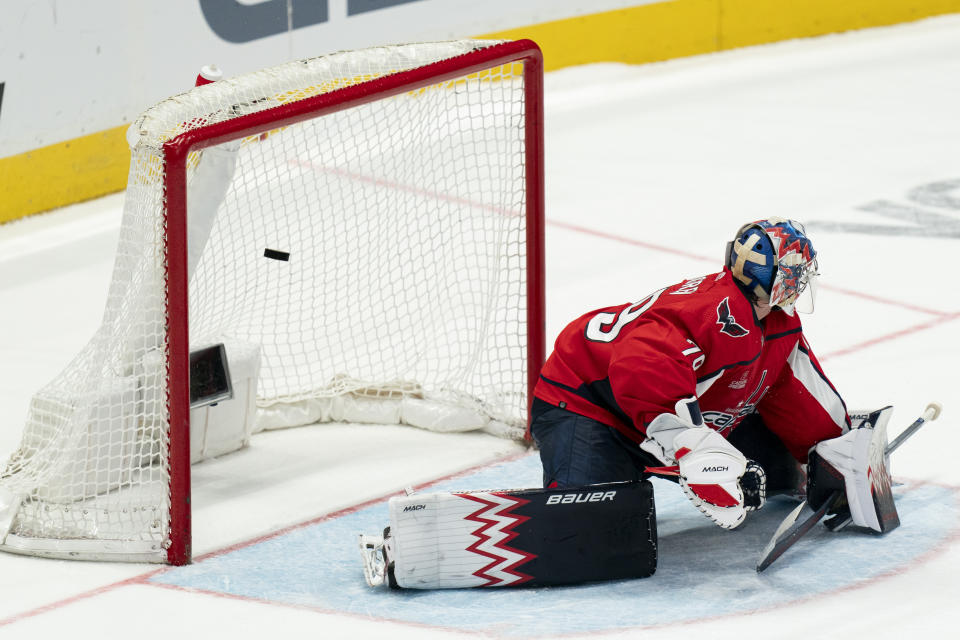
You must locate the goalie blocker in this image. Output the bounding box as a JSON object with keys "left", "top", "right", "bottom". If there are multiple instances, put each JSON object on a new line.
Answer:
{"left": 807, "top": 406, "right": 900, "bottom": 533}
{"left": 360, "top": 480, "right": 656, "bottom": 589}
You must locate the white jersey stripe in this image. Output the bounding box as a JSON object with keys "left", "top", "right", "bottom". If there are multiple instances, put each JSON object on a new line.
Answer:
{"left": 696, "top": 370, "right": 723, "bottom": 397}
{"left": 786, "top": 341, "right": 848, "bottom": 431}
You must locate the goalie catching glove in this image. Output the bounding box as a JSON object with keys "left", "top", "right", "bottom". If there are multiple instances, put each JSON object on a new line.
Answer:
{"left": 641, "top": 397, "right": 753, "bottom": 529}
{"left": 675, "top": 428, "right": 749, "bottom": 529}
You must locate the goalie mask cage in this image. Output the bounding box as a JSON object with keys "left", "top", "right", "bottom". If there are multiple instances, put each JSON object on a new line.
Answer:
{"left": 0, "top": 40, "right": 544, "bottom": 565}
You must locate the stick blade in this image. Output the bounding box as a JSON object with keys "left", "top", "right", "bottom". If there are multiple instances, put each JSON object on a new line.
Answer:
{"left": 756, "top": 492, "right": 837, "bottom": 573}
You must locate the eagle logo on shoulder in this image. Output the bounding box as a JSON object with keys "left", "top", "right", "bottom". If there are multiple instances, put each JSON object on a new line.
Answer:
{"left": 716, "top": 297, "right": 749, "bottom": 338}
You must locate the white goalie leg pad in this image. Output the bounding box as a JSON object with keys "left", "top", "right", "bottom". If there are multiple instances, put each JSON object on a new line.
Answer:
{"left": 362, "top": 483, "right": 658, "bottom": 589}
{"left": 813, "top": 412, "right": 894, "bottom": 532}
{"left": 386, "top": 491, "right": 533, "bottom": 589}
{"left": 674, "top": 428, "right": 747, "bottom": 529}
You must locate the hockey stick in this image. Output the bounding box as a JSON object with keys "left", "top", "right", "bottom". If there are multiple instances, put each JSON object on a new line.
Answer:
{"left": 756, "top": 402, "right": 942, "bottom": 573}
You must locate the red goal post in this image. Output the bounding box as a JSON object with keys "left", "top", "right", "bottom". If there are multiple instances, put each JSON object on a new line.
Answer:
{"left": 0, "top": 40, "right": 544, "bottom": 565}
{"left": 164, "top": 39, "right": 545, "bottom": 566}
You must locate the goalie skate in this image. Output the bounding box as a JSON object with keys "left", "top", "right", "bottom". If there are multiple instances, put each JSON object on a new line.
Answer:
{"left": 359, "top": 533, "right": 386, "bottom": 587}
{"left": 359, "top": 528, "right": 396, "bottom": 588}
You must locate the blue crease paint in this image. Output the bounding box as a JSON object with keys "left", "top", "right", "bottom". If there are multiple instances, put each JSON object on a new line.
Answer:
{"left": 150, "top": 455, "right": 960, "bottom": 636}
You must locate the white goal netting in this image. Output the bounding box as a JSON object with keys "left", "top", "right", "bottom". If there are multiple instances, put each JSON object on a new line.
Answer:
{"left": 0, "top": 40, "right": 539, "bottom": 562}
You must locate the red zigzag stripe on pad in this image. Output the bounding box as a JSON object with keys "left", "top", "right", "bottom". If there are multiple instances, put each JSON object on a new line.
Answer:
{"left": 457, "top": 492, "right": 537, "bottom": 587}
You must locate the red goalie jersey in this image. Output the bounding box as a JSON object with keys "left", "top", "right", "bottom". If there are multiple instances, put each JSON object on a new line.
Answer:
{"left": 533, "top": 268, "right": 850, "bottom": 461}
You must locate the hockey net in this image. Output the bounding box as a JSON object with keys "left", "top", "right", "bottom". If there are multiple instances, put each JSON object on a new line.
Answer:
{"left": 0, "top": 40, "right": 544, "bottom": 563}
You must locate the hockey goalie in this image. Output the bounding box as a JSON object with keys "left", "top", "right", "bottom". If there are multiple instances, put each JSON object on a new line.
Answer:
{"left": 360, "top": 218, "right": 908, "bottom": 588}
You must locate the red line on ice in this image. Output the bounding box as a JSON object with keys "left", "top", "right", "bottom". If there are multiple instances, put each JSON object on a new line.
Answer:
{"left": 547, "top": 219, "right": 953, "bottom": 318}
{"left": 0, "top": 451, "right": 532, "bottom": 629}
{"left": 819, "top": 312, "right": 960, "bottom": 361}
{"left": 287, "top": 160, "right": 953, "bottom": 323}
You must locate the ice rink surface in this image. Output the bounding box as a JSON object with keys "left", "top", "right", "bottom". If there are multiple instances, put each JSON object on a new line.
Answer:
{"left": 2, "top": 14, "right": 960, "bottom": 638}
